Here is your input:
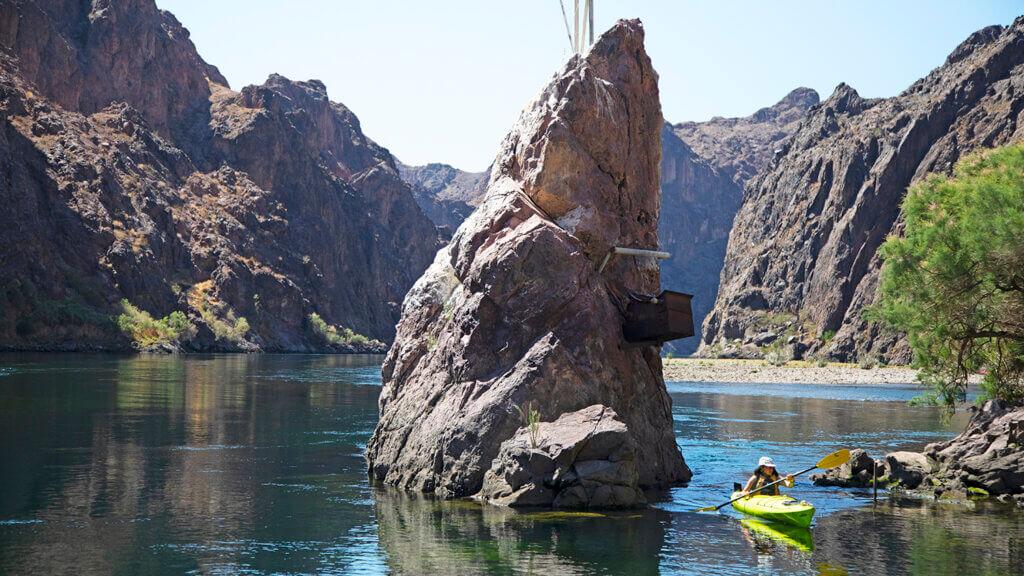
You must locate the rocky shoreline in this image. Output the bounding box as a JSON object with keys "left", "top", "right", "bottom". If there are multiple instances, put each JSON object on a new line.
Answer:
{"left": 811, "top": 401, "right": 1024, "bottom": 506}
{"left": 663, "top": 357, "right": 926, "bottom": 385}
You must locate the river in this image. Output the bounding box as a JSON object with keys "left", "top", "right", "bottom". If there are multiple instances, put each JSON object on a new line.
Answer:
{"left": 0, "top": 354, "right": 1020, "bottom": 575}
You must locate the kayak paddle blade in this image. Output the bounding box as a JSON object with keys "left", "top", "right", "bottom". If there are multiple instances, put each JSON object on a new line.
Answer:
{"left": 816, "top": 449, "right": 850, "bottom": 470}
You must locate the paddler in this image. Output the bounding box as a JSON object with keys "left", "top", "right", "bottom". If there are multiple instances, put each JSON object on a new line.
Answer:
{"left": 741, "top": 456, "right": 794, "bottom": 496}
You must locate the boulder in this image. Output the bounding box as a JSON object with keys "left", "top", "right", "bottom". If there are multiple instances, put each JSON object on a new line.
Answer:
{"left": 885, "top": 452, "right": 932, "bottom": 489}
{"left": 919, "top": 400, "right": 1024, "bottom": 496}
{"left": 811, "top": 448, "right": 885, "bottom": 487}
{"left": 365, "top": 19, "right": 690, "bottom": 499}
{"left": 478, "top": 405, "right": 645, "bottom": 508}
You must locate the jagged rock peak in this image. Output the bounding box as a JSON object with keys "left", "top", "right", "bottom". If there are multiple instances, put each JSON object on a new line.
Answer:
{"left": 366, "top": 18, "right": 689, "bottom": 502}
{"left": 490, "top": 18, "right": 662, "bottom": 260}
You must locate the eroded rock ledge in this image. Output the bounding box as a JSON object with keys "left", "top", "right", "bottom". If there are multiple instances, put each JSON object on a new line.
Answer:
{"left": 365, "top": 19, "right": 690, "bottom": 505}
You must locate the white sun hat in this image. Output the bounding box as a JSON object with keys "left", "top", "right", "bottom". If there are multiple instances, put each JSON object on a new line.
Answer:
{"left": 758, "top": 456, "right": 775, "bottom": 468}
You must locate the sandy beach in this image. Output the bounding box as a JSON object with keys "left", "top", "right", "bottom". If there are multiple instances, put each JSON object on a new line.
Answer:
{"left": 663, "top": 357, "right": 924, "bottom": 385}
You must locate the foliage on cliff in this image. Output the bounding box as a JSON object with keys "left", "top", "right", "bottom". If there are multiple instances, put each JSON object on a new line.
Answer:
{"left": 876, "top": 144, "right": 1024, "bottom": 406}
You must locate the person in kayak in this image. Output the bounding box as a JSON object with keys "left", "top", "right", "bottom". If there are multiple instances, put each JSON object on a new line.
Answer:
{"left": 741, "top": 456, "right": 794, "bottom": 496}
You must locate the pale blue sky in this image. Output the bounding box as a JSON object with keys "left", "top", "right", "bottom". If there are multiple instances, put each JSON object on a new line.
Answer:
{"left": 159, "top": 1, "right": 1022, "bottom": 172}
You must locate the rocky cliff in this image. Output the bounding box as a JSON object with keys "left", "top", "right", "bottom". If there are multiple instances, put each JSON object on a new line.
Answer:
{"left": 366, "top": 20, "right": 690, "bottom": 503}
{"left": 398, "top": 162, "right": 487, "bottom": 235}
{"left": 659, "top": 88, "right": 817, "bottom": 355}
{"left": 702, "top": 20, "right": 1024, "bottom": 362}
{"left": 0, "top": 0, "right": 440, "bottom": 350}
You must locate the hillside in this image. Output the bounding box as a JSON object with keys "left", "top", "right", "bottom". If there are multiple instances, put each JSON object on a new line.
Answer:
{"left": 701, "top": 19, "right": 1024, "bottom": 362}
{"left": 0, "top": 0, "right": 440, "bottom": 351}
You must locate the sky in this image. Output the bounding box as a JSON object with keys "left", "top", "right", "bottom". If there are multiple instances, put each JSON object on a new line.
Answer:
{"left": 158, "top": 1, "right": 1022, "bottom": 172}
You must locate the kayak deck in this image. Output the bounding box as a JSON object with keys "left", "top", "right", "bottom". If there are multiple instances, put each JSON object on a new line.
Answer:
{"left": 730, "top": 491, "right": 815, "bottom": 528}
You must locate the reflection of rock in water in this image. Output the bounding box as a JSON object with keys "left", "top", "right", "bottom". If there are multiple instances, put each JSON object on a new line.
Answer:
{"left": 373, "top": 489, "right": 666, "bottom": 575}
{"left": 811, "top": 501, "right": 1024, "bottom": 575}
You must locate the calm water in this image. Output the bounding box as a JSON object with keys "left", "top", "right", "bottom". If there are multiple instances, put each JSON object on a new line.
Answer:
{"left": 1, "top": 354, "right": 1021, "bottom": 575}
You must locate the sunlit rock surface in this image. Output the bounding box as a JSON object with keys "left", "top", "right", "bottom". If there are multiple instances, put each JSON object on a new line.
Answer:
{"left": 366, "top": 19, "right": 690, "bottom": 500}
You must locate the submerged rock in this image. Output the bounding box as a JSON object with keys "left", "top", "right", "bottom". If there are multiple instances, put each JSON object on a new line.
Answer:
{"left": 365, "top": 19, "right": 690, "bottom": 502}
{"left": 478, "top": 405, "right": 645, "bottom": 508}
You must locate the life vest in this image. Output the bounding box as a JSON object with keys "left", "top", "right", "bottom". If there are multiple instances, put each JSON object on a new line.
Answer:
{"left": 752, "top": 469, "right": 781, "bottom": 496}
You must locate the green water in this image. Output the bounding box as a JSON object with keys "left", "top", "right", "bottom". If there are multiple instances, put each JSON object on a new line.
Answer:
{"left": 0, "top": 354, "right": 1021, "bottom": 575}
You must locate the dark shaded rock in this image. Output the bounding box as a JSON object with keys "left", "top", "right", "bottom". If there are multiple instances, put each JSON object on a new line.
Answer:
{"left": 478, "top": 405, "right": 645, "bottom": 508}
{"left": 701, "top": 18, "right": 1024, "bottom": 363}
{"left": 811, "top": 448, "right": 885, "bottom": 488}
{"left": 366, "top": 20, "right": 689, "bottom": 500}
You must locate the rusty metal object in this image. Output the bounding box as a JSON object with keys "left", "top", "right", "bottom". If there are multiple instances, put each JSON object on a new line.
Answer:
{"left": 622, "top": 290, "right": 694, "bottom": 346}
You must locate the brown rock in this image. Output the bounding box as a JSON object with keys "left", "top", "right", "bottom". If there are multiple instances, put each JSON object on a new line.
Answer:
{"left": 365, "top": 19, "right": 690, "bottom": 499}
{"left": 0, "top": 0, "right": 440, "bottom": 350}
{"left": 701, "top": 19, "right": 1024, "bottom": 363}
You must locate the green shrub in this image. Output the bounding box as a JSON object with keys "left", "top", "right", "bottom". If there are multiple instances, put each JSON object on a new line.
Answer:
{"left": 117, "top": 300, "right": 195, "bottom": 346}
{"left": 820, "top": 330, "right": 836, "bottom": 344}
{"left": 514, "top": 402, "right": 541, "bottom": 449}
{"left": 764, "top": 342, "right": 792, "bottom": 366}
{"left": 874, "top": 144, "right": 1024, "bottom": 407}
{"left": 308, "top": 312, "right": 373, "bottom": 346}
{"left": 858, "top": 355, "right": 878, "bottom": 370}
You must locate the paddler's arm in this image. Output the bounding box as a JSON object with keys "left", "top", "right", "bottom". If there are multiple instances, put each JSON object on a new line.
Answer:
{"left": 783, "top": 474, "right": 794, "bottom": 488}
{"left": 741, "top": 475, "right": 757, "bottom": 495}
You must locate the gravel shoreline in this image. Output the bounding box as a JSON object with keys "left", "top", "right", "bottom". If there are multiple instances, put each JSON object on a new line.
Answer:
{"left": 663, "top": 358, "right": 922, "bottom": 385}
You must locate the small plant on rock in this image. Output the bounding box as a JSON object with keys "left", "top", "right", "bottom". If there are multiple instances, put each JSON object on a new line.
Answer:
{"left": 764, "top": 342, "right": 792, "bottom": 366}
{"left": 514, "top": 402, "right": 541, "bottom": 449}
{"left": 858, "top": 355, "right": 878, "bottom": 370}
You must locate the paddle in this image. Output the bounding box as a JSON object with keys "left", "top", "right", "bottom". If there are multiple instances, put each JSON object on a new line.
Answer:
{"left": 695, "top": 449, "right": 850, "bottom": 513}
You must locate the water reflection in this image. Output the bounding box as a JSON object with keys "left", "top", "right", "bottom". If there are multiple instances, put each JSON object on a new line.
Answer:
{"left": 374, "top": 489, "right": 667, "bottom": 575}
{"left": 0, "top": 355, "right": 1021, "bottom": 576}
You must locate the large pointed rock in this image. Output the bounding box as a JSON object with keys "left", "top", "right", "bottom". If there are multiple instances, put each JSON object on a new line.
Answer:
{"left": 366, "top": 19, "right": 690, "bottom": 500}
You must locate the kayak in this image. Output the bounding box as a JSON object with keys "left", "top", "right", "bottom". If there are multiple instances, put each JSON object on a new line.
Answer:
{"left": 730, "top": 491, "right": 815, "bottom": 528}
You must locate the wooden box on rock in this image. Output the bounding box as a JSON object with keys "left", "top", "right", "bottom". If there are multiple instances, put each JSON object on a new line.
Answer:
{"left": 623, "top": 291, "right": 694, "bottom": 346}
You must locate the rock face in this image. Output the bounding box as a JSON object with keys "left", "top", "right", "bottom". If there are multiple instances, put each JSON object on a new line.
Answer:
{"left": 702, "top": 19, "right": 1024, "bottom": 362}
{"left": 478, "top": 405, "right": 646, "bottom": 508}
{"left": 918, "top": 400, "right": 1024, "bottom": 498}
{"left": 0, "top": 0, "right": 439, "bottom": 350}
{"left": 366, "top": 20, "right": 690, "bottom": 501}
{"left": 670, "top": 88, "right": 820, "bottom": 185}
{"left": 398, "top": 162, "right": 487, "bottom": 236}
{"left": 658, "top": 90, "right": 818, "bottom": 355}
{"left": 406, "top": 91, "right": 818, "bottom": 355}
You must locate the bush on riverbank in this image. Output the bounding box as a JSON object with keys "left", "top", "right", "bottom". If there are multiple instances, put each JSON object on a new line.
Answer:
{"left": 308, "top": 312, "right": 370, "bottom": 346}
{"left": 117, "top": 300, "right": 196, "bottom": 347}
{"left": 875, "top": 144, "right": 1024, "bottom": 407}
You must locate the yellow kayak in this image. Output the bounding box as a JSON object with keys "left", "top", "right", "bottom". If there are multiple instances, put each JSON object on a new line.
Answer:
{"left": 730, "top": 491, "right": 815, "bottom": 528}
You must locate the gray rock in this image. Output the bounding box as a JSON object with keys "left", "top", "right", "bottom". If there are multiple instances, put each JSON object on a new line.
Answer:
{"left": 885, "top": 452, "right": 932, "bottom": 489}
{"left": 478, "top": 405, "right": 647, "bottom": 508}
